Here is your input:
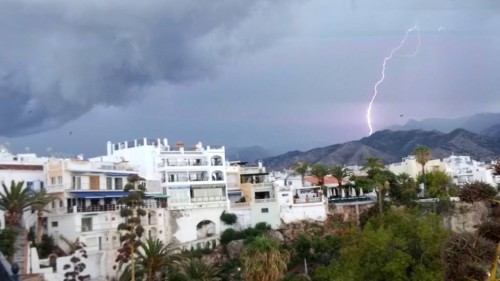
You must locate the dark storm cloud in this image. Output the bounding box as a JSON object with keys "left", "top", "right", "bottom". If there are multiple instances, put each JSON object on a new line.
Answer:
{"left": 0, "top": 0, "right": 296, "bottom": 136}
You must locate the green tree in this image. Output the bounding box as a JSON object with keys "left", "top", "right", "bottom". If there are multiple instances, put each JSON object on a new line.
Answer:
{"left": 241, "top": 235, "right": 290, "bottom": 281}
{"left": 330, "top": 166, "right": 352, "bottom": 197}
{"left": 30, "top": 189, "right": 57, "bottom": 244}
{"left": 413, "top": 145, "right": 431, "bottom": 192}
{"left": 443, "top": 181, "right": 500, "bottom": 281}
{"left": 177, "top": 257, "right": 221, "bottom": 281}
{"left": 292, "top": 162, "right": 310, "bottom": 185}
{"left": 310, "top": 164, "right": 330, "bottom": 195}
{"left": 390, "top": 173, "right": 418, "bottom": 206}
{"left": 417, "top": 170, "right": 452, "bottom": 198}
{"left": 326, "top": 209, "right": 449, "bottom": 281}
{"left": 362, "top": 157, "right": 384, "bottom": 173}
{"left": 0, "top": 180, "right": 39, "bottom": 226}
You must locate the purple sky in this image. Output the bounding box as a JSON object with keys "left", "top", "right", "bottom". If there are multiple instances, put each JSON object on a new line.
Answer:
{"left": 1, "top": 0, "right": 499, "bottom": 157}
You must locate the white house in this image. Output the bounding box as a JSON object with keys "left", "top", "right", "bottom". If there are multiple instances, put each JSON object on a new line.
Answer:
{"left": 93, "top": 138, "right": 228, "bottom": 247}
{"left": 0, "top": 145, "right": 47, "bottom": 230}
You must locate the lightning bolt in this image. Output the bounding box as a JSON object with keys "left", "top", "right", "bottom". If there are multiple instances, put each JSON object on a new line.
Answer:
{"left": 366, "top": 24, "right": 421, "bottom": 136}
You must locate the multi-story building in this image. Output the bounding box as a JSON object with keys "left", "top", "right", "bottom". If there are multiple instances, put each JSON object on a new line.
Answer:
{"left": 43, "top": 156, "right": 168, "bottom": 279}
{"left": 93, "top": 138, "right": 228, "bottom": 245}
{"left": 274, "top": 174, "right": 327, "bottom": 223}
{"left": 227, "top": 161, "right": 281, "bottom": 229}
{"left": 387, "top": 155, "right": 446, "bottom": 179}
{"left": 0, "top": 145, "right": 47, "bottom": 230}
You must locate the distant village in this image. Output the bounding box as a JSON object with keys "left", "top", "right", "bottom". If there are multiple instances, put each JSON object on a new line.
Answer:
{"left": 0, "top": 137, "right": 499, "bottom": 280}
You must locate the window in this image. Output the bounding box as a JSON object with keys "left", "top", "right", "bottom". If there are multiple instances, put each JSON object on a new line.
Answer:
{"left": 281, "top": 193, "right": 289, "bottom": 197}
{"left": 261, "top": 208, "right": 269, "bottom": 213}
{"left": 106, "top": 177, "right": 112, "bottom": 190}
{"left": 81, "top": 217, "right": 93, "bottom": 232}
{"left": 51, "top": 201, "right": 56, "bottom": 208}
{"left": 50, "top": 177, "right": 55, "bottom": 185}
{"left": 114, "top": 178, "right": 123, "bottom": 190}
{"left": 51, "top": 221, "right": 58, "bottom": 227}
{"left": 59, "top": 200, "right": 63, "bottom": 208}
{"left": 72, "top": 176, "right": 81, "bottom": 190}
{"left": 57, "top": 176, "right": 62, "bottom": 184}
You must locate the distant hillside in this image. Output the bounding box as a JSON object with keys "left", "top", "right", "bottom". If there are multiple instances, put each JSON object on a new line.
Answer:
{"left": 480, "top": 123, "right": 500, "bottom": 139}
{"left": 387, "top": 112, "right": 500, "bottom": 134}
{"left": 262, "top": 129, "right": 500, "bottom": 170}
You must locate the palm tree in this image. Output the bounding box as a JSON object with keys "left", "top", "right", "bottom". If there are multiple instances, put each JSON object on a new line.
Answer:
{"left": 0, "top": 180, "right": 35, "bottom": 226}
{"left": 362, "top": 157, "right": 384, "bottom": 172}
{"left": 31, "top": 189, "right": 57, "bottom": 244}
{"left": 310, "top": 164, "right": 330, "bottom": 196}
{"left": 373, "top": 173, "right": 390, "bottom": 214}
{"left": 241, "top": 235, "right": 290, "bottom": 281}
{"left": 137, "top": 237, "right": 168, "bottom": 281}
{"left": 292, "top": 162, "right": 310, "bottom": 185}
{"left": 413, "top": 145, "right": 431, "bottom": 186}
{"left": 178, "top": 257, "right": 222, "bottom": 281}
{"left": 330, "top": 166, "right": 352, "bottom": 197}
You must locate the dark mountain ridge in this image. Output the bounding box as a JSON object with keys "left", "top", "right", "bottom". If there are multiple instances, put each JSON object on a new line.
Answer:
{"left": 262, "top": 128, "right": 500, "bottom": 170}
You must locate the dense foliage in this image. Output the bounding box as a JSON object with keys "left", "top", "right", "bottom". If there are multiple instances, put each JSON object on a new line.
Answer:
{"left": 220, "top": 211, "right": 238, "bottom": 225}
{"left": 314, "top": 209, "right": 449, "bottom": 281}
{"left": 0, "top": 227, "right": 18, "bottom": 260}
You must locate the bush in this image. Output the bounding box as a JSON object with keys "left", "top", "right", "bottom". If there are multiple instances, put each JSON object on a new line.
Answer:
{"left": 0, "top": 227, "right": 19, "bottom": 260}
{"left": 220, "top": 223, "right": 271, "bottom": 245}
{"left": 38, "top": 234, "right": 56, "bottom": 259}
{"left": 220, "top": 211, "right": 237, "bottom": 225}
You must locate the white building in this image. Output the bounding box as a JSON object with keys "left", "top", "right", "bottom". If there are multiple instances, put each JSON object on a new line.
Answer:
{"left": 273, "top": 174, "right": 327, "bottom": 223}
{"left": 0, "top": 145, "right": 47, "bottom": 230}
{"left": 387, "top": 154, "right": 497, "bottom": 186}
{"left": 226, "top": 161, "right": 281, "bottom": 229}
{"left": 42, "top": 156, "right": 168, "bottom": 280}
{"left": 93, "top": 138, "right": 228, "bottom": 246}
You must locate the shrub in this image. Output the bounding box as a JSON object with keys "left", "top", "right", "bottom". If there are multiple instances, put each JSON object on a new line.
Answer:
{"left": 220, "top": 211, "right": 237, "bottom": 225}
{"left": 0, "top": 227, "right": 18, "bottom": 260}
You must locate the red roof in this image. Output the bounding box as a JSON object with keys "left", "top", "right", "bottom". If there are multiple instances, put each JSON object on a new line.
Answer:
{"left": 304, "top": 176, "right": 345, "bottom": 185}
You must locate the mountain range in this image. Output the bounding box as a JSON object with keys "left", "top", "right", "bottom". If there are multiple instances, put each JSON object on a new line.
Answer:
{"left": 387, "top": 112, "right": 500, "bottom": 138}
{"left": 262, "top": 128, "right": 500, "bottom": 170}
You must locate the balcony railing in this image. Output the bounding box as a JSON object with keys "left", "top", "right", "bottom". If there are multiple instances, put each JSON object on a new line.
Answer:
{"left": 254, "top": 198, "right": 277, "bottom": 203}
{"left": 230, "top": 202, "right": 250, "bottom": 209}
{"left": 328, "top": 196, "right": 373, "bottom": 204}
{"left": 66, "top": 203, "right": 167, "bottom": 214}
{"left": 159, "top": 161, "right": 209, "bottom": 167}
{"left": 293, "top": 197, "right": 322, "bottom": 204}
{"left": 191, "top": 196, "right": 227, "bottom": 203}
{"left": 168, "top": 177, "right": 210, "bottom": 182}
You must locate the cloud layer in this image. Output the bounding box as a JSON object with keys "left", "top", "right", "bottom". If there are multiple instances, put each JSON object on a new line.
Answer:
{"left": 0, "top": 0, "right": 296, "bottom": 136}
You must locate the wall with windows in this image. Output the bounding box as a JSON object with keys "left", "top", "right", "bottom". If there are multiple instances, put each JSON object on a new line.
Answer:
{"left": 250, "top": 201, "right": 280, "bottom": 229}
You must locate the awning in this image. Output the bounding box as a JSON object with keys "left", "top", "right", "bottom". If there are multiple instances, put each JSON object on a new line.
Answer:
{"left": 70, "top": 191, "right": 129, "bottom": 199}
{"left": 148, "top": 194, "right": 169, "bottom": 199}
{"left": 105, "top": 173, "right": 136, "bottom": 177}
{"left": 228, "top": 190, "right": 242, "bottom": 195}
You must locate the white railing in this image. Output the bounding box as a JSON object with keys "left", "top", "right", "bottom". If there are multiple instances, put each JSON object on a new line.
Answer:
{"left": 293, "top": 197, "right": 322, "bottom": 204}
{"left": 254, "top": 198, "right": 277, "bottom": 203}
{"left": 230, "top": 202, "right": 250, "bottom": 209}
{"left": 191, "top": 196, "right": 227, "bottom": 203}
{"left": 252, "top": 183, "right": 274, "bottom": 189}
{"left": 45, "top": 184, "right": 66, "bottom": 193}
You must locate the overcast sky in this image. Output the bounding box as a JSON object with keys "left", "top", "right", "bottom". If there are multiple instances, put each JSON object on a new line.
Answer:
{"left": 1, "top": 0, "right": 500, "bottom": 157}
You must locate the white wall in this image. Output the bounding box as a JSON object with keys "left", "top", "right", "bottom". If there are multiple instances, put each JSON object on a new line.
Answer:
{"left": 280, "top": 203, "right": 327, "bottom": 224}
{"left": 166, "top": 207, "right": 225, "bottom": 244}
{"left": 250, "top": 202, "right": 281, "bottom": 229}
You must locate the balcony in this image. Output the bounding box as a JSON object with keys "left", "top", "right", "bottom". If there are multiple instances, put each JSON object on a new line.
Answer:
{"left": 64, "top": 202, "right": 167, "bottom": 214}
{"left": 158, "top": 160, "right": 209, "bottom": 167}
{"left": 230, "top": 202, "right": 251, "bottom": 209}
{"left": 45, "top": 184, "right": 66, "bottom": 193}
{"left": 293, "top": 197, "right": 322, "bottom": 204}
{"left": 168, "top": 176, "right": 210, "bottom": 183}
{"left": 254, "top": 198, "right": 277, "bottom": 203}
